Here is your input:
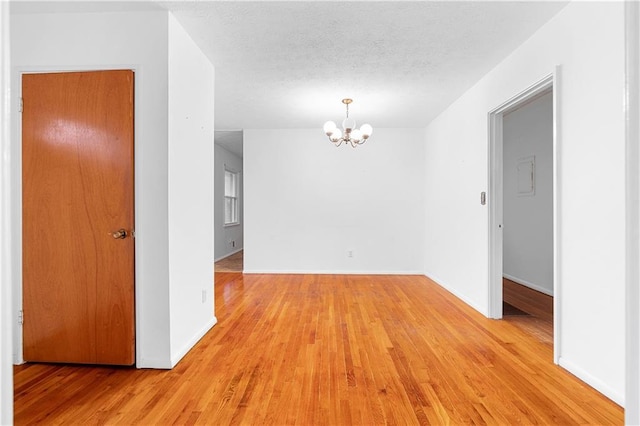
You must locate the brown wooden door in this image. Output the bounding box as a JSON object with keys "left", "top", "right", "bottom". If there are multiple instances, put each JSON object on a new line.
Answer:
{"left": 22, "top": 70, "right": 135, "bottom": 365}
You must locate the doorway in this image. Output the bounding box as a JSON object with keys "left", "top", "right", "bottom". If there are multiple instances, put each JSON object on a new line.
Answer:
{"left": 214, "top": 130, "right": 244, "bottom": 273}
{"left": 488, "top": 70, "right": 560, "bottom": 363}
{"left": 22, "top": 70, "right": 135, "bottom": 365}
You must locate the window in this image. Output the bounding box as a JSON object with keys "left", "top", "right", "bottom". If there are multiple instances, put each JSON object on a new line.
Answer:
{"left": 224, "top": 170, "right": 240, "bottom": 225}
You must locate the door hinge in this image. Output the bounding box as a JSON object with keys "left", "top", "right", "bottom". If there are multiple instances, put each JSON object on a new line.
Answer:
{"left": 19, "top": 97, "right": 23, "bottom": 113}
{"left": 18, "top": 309, "right": 23, "bottom": 325}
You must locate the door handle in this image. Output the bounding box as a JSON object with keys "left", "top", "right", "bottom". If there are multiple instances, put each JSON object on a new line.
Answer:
{"left": 112, "top": 229, "right": 128, "bottom": 239}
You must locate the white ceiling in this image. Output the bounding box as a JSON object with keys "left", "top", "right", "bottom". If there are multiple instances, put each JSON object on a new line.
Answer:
{"left": 166, "top": 1, "right": 568, "bottom": 131}
{"left": 11, "top": 0, "right": 569, "bottom": 153}
{"left": 214, "top": 130, "right": 243, "bottom": 157}
{"left": 10, "top": 1, "right": 163, "bottom": 14}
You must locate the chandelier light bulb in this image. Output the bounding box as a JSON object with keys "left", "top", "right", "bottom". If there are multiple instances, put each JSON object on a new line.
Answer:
{"left": 323, "top": 121, "right": 337, "bottom": 135}
{"left": 330, "top": 128, "right": 342, "bottom": 142}
{"left": 360, "top": 123, "right": 373, "bottom": 138}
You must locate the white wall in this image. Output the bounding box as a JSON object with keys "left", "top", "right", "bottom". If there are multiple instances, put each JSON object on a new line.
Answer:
{"left": 214, "top": 144, "right": 243, "bottom": 261}
{"left": 424, "top": 2, "right": 625, "bottom": 404}
{"left": 11, "top": 10, "right": 215, "bottom": 369}
{"left": 1, "top": 1, "right": 13, "bottom": 422}
{"left": 12, "top": 9, "right": 171, "bottom": 368}
{"left": 168, "top": 14, "right": 216, "bottom": 367}
{"left": 244, "top": 128, "right": 425, "bottom": 274}
{"left": 503, "top": 92, "right": 553, "bottom": 295}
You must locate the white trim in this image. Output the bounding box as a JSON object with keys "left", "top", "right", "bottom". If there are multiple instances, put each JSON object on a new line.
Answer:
{"left": 488, "top": 71, "right": 560, "bottom": 365}
{"left": 223, "top": 163, "right": 241, "bottom": 174}
{"left": 170, "top": 316, "right": 217, "bottom": 368}
{"left": 502, "top": 273, "right": 553, "bottom": 297}
{"left": 214, "top": 248, "right": 243, "bottom": 263}
{"left": 223, "top": 169, "right": 240, "bottom": 226}
{"left": 551, "top": 66, "right": 561, "bottom": 366}
{"left": 488, "top": 111, "right": 504, "bottom": 319}
{"left": 13, "top": 65, "right": 145, "bottom": 368}
{"left": 139, "top": 318, "right": 218, "bottom": 369}
{"left": 0, "top": 1, "right": 13, "bottom": 422}
{"left": 559, "top": 356, "right": 624, "bottom": 407}
{"left": 425, "top": 272, "right": 488, "bottom": 317}
{"left": 136, "top": 357, "right": 172, "bottom": 370}
{"left": 626, "top": 0, "right": 640, "bottom": 422}
{"left": 11, "top": 69, "right": 23, "bottom": 366}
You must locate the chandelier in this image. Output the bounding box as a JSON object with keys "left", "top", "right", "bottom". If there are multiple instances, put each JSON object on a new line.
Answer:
{"left": 323, "top": 98, "right": 373, "bottom": 148}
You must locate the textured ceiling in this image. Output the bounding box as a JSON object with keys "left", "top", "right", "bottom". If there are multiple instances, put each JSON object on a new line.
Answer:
{"left": 10, "top": 1, "right": 163, "bottom": 14}
{"left": 166, "top": 1, "right": 568, "bottom": 131}
{"left": 10, "top": 0, "right": 569, "bottom": 139}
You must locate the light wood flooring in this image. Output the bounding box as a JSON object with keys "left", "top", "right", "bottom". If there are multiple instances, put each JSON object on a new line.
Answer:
{"left": 503, "top": 278, "right": 554, "bottom": 345}
{"left": 215, "top": 250, "right": 243, "bottom": 272}
{"left": 14, "top": 273, "right": 621, "bottom": 424}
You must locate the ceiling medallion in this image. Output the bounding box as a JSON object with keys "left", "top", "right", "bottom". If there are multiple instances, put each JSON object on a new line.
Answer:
{"left": 323, "top": 98, "right": 373, "bottom": 148}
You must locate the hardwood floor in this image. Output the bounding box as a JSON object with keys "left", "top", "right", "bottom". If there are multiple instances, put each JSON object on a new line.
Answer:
{"left": 503, "top": 278, "right": 553, "bottom": 322}
{"left": 503, "top": 278, "right": 554, "bottom": 345}
{"left": 215, "top": 250, "right": 243, "bottom": 272}
{"left": 14, "top": 273, "right": 622, "bottom": 424}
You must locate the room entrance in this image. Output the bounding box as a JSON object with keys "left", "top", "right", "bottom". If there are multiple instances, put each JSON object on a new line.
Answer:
{"left": 488, "top": 70, "right": 559, "bottom": 363}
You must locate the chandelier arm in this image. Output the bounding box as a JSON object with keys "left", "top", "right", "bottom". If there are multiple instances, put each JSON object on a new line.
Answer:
{"left": 328, "top": 134, "right": 368, "bottom": 147}
{"left": 330, "top": 136, "right": 344, "bottom": 147}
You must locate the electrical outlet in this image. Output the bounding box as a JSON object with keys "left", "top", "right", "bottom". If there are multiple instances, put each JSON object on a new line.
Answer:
{"left": 347, "top": 250, "right": 354, "bottom": 258}
{"left": 201, "top": 290, "right": 207, "bottom": 303}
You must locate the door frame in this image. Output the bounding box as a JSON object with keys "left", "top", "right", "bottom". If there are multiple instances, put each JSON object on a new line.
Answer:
{"left": 625, "top": 0, "right": 640, "bottom": 421}
{"left": 1, "top": 1, "right": 13, "bottom": 422}
{"left": 12, "top": 65, "right": 139, "bottom": 365}
{"left": 488, "top": 68, "right": 560, "bottom": 364}
{"left": 21, "top": 70, "right": 135, "bottom": 365}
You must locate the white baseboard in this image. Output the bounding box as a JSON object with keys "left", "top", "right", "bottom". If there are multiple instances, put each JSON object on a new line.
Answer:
{"left": 138, "top": 317, "right": 217, "bottom": 369}
{"left": 136, "top": 356, "right": 172, "bottom": 369}
{"left": 215, "top": 249, "right": 243, "bottom": 263}
{"left": 423, "top": 272, "right": 489, "bottom": 317}
{"left": 503, "top": 273, "right": 553, "bottom": 296}
{"left": 170, "top": 316, "right": 217, "bottom": 368}
{"left": 558, "top": 356, "right": 624, "bottom": 407}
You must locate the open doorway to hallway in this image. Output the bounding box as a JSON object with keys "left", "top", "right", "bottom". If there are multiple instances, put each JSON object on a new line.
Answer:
{"left": 501, "top": 89, "right": 554, "bottom": 345}
{"left": 488, "top": 70, "right": 559, "bottom": 362}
